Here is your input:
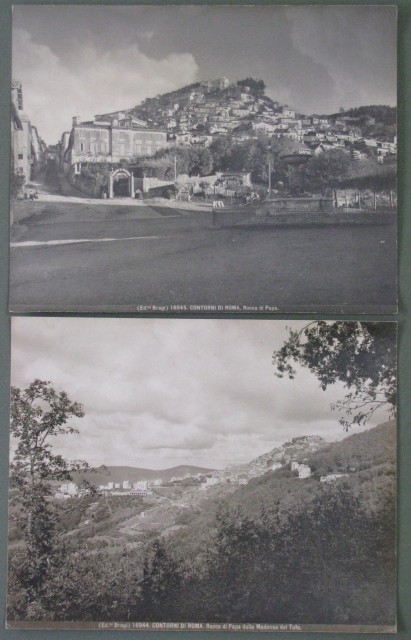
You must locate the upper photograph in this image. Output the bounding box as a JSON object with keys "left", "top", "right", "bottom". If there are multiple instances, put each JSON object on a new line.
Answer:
{"left": 9, "top": 5, "right": 397, "bottom": 314}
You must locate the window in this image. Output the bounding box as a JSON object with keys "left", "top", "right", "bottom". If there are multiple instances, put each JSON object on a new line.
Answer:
{"left": 18, "top": 153, "right": 23, "bottom": 159}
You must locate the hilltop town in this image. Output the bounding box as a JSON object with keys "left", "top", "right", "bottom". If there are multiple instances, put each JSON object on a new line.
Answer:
{"left": 11, "top": 75, "right": 397, "bottom": 204}
{"left": 52, "top": 76, "right": 396, "bottom": 202}
{"left": 55, "top": 433, "right": 338, "bottom": 501}
{"left": 10, "top": 77, "right": 398, "bottom": 316}
{"left": 129, "top": 76, "right": 397, "bottom": 160}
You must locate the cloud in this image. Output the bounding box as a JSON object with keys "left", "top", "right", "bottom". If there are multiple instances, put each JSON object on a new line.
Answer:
{"left": 12, "top": 28, "right": 199, "bottom": 143}
{"left": 10, "top": 318, "right": 390, "bottom": 470}
{"left": 12, "top": 6, "right": 396, "bottom": 141}
{"left": 285, "top": 6, "right": 396, "bottom": 112}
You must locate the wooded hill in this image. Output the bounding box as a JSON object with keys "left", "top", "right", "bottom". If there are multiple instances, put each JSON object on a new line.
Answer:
{"left": 169, "top": 420, "right": 396, "bottom": 556}
{"left": 334, "top": 106, "right": 397, "bottom": 125}
{"left": 8, "top": 420, "right": 396, "bottom": 626}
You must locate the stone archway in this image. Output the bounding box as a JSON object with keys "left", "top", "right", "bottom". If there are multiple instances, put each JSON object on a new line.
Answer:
{"left": 108, "top": 168, "right": 134, "bottom": 198}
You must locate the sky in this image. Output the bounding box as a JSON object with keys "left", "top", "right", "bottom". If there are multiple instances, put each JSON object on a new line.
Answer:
{"left": 12, "top": 5, "right": 397, "bottom": 144}
{"left": 10, "top": 318, "right": 390, "bottom": 471}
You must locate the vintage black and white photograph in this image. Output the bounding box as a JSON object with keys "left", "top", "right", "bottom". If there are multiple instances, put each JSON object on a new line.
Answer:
{"left": 7, "top": 318, "right": 396, "bottom": 631}
{"left": 9, "top": 5, "right": 397, "bottom": 314}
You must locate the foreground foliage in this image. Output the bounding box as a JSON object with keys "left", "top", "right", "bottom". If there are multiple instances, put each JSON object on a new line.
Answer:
{"left": 9, "top": 380, "right": 88, "bottom": 612}
{"left": 8, "top": 381, "right": 396, "bottom": 626}
{"left": 8, "top": 478, "right": 395, "bottom": 625}
{"left": 273, "top": 322, "right": 396, "bottom": 429}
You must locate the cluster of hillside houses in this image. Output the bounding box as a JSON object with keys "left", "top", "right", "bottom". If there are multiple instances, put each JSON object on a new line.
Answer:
{"left": 54, "top": 433, "right": 351, "bottom": 501}
{"left": 11, "top": 80, "right": 47, "bottom": 186}
{"left": 56, "top": 76, "right": 397, "bottom": 190}
{"left": 12, "top": 76, "right": 397, "bottom": 199}
{"left": 136, "top": 77, "right": 397, "bottom": 163}
{"left": 55, "top": 462, "right": 348, "bottom": 500}
{"left": 55, "top": 433, "right": 350, "bottom": 501}
{"left": 56, "top": 473, "right": 212, "bottom": 499}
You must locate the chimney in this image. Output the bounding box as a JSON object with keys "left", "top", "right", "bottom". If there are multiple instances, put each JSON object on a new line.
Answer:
{"left": 72, "top": 116, "right": 80, "bottom": 126}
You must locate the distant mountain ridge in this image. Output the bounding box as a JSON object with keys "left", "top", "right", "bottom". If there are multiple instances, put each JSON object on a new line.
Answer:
{"left": 72, "top": 464, "right": 215, "bottom": 486}
{"left": 72, "top": 420, "right": 395, "bottom": 491}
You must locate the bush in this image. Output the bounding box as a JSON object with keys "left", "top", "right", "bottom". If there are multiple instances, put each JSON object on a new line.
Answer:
{"left": 11, "top": 172, "right": 26, "bottom": 198}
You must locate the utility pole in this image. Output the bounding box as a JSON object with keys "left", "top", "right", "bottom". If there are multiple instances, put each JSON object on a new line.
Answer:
{"left": 268, "top": 156, "right": 272, "bottom": 198}
{"left": 267, "top": 142, "right": 272, "bottom": 199}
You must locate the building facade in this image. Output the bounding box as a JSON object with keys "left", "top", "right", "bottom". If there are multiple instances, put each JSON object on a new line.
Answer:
{"left": 61, "top": 112, "right": 168, "bottom": 197}
{"left": 11, "top": 80, "right": 33, "bottom": 181}
{"left": 11, "top": 80, "right": 46, "bottom": 186}
{"left": 63, "top": 112, "right": 168, "bottom": 174}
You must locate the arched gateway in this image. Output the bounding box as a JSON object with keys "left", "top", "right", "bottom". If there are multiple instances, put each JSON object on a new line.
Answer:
{"left": 108, "top": 168, "right": 135, "bottom": 198}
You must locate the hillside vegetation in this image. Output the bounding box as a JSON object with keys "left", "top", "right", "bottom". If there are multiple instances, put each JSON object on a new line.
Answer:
{"left": 8, "top": 421, "right": 396, "bottom": 626}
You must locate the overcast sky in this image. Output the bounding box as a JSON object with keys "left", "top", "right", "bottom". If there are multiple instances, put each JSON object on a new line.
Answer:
{"left": 12, "top": 5, "right": 397, "bottom": 144}
{"left": 10, "top": 318, "right": 390, "bottom": 471}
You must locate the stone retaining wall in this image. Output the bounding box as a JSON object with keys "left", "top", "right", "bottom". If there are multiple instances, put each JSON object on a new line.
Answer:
{"left": 212, "top": 208, "right": 396, "bottom": 228}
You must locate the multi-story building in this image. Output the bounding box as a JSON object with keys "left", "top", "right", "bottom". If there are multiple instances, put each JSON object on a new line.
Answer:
{"left": 11, "top": 80, "right": 46, "bottom": 191}
{"left": 63, "top": 112, "right": 167, "bottom": 174}
{"left": 58, "top": 482, "right": 78, "bottom": 496}
{"left": 133, "top": 480, "right": 149, "bottom": 491}
{"left": 282, "top": 107, "right": 296, "bottom": 119}
{"left": 291, "top": 462, "right": 311, "bottom": 479}
{"left": 62, "top": 111, "right": 168, "bottom": 197}
{"left": 201, "top": 77, "right": 230, "bottom": 93}
{"left": 11, "top": 80, "right": 33, "bottom": 182}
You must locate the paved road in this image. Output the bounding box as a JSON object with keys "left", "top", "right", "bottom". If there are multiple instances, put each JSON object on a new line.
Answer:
{"left": 10, "top": 171, "right": 397, "bottom": 313}
{"left": 10, "top": 201, "right": 396, "bottom": 313}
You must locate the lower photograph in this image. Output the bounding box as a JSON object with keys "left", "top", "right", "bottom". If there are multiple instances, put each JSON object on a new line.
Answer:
{"left": 7, "top": 318, "right": 396, "bottom": 632}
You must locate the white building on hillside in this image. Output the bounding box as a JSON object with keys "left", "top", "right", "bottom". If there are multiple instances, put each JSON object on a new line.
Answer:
{"left": 58, "top": 482, "right": 78, "bottom": 496}
{"left": 291, "top": 462, "right": 311, "bottom": 479}
{"left": 320, "top": 473, "right": 348, "bottom": 483}
{"left": 134, "top": 480, "right": 148, "bottom": 491}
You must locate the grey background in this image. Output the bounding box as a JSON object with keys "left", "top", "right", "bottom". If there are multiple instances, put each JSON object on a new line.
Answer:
{"left": 0, "top": 2, "right": 410, "bottom": 640}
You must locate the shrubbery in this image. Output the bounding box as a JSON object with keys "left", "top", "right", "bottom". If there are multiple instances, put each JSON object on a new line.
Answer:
{"left": 11, "top": 171, "right": 26, "bottom": 198}
{"left": 7, "top": 480, "right": 395, "bottom": 625}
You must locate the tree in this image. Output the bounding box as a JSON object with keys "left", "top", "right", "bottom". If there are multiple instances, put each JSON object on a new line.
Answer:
{"left": 272, "top": 322, "right": 396, "bottom": 429}
{"left": 139, "top": 539, "right": 184, "bottom": 620}
{"left": 300, "top": 149, "right": 352, "bottom": 196}
{"left": 271, "top": 484, "right": 395, "bottom": 624}
{"left": 209, "top": 135, "right": 235, "bottom": 172}
{"left": 9, "top": 380, "right": 87, "bottom": 611}
{"left": 339, "top": 158, "right": 397, "bottom": 192}
{"left": 187, "top": 146, "right": 213, "bottom": 176}
{"left": 237, "top": 78, "right": 266, "bottom": 97}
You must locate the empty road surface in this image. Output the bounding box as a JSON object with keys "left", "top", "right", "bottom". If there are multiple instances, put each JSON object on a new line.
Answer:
{"left": 9, "top": 198, "right": 397, "bottom": 314}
